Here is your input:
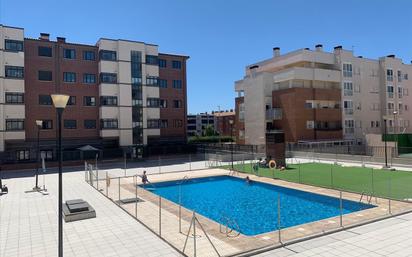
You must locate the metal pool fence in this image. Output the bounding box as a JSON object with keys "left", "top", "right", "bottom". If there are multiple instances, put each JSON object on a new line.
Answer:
{"left": 84, "top": 154, "right": 412, "bottom": 257}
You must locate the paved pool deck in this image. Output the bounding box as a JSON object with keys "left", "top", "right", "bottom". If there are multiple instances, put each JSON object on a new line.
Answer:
{"left": 1, "top": 158, "right": 412, "bottom": 257}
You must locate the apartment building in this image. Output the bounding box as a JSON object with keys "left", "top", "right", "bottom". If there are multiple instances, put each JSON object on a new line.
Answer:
{"left": 0, "top": 25, "right": 188, "bottom": 163}
{"left": 214, "top": 111, "right": 235, "bottom": 137}
{"left": 187, "top": 113, "right": 216, "bottom": 137}
{"left": 235, "top": 45, "right": 412, "bottom": 147}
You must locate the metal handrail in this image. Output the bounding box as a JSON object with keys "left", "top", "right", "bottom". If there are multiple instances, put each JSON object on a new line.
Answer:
{"left": 219, "top": 214, "right": 241, "bottom": 237}
{"left": 178, "top": 175, "right": 190, "bottom": 185}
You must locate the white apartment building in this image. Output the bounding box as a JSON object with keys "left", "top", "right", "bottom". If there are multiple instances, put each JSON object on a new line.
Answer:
{"left": 187, "top": 113, "right": 216, "bottom": 137}
{"left": 0, "top": 25, "right": 25, "bottom": 155}
{"left": 235, "top": 45, "right": 412, "bottom": 146}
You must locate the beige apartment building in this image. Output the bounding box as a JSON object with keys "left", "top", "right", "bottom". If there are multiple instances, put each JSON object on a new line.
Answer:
{"left": 235, "top": 45, "right": 411, "bottom": 148}
{"left": 0, "top": 25, "right": 25, "bottom": 154}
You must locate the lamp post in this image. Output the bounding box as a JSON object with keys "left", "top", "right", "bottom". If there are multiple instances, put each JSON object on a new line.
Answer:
{"left": 229, "top": 119, "right": 234, "bottom": 170}
{"left": 34, "top": 120, "right": 43, "bottom": 190}
{"left": 51, "top": 94, "right": 69, "bottom": 257}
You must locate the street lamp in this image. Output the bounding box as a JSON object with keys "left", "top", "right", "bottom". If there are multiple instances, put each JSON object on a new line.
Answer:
{"left": 51, "top": 94, "right": 69, "bottom": 257}
{"left": 229, "top": 119, "right": 234, "bottom": 170}
{"left": 383, "top": 119, "right": 388, "bottom": 168}
{"left": 34, "top": 120, "right": 43, "bottom": 190}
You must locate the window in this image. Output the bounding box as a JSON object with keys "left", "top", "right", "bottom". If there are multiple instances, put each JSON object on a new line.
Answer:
{"left": 63, "top": 48, "right": 76, "bottom": 59}
{"left": 146, "top": 76, "right": 158, "bottom": 86}
{"left": 344, "top": 120, "right": 354, "bottom": 134}
{"left": 6, "top": 119, "right": 24, "bottom": 131}
{"left": 84, "top": 96, "right": 96, "bottom": 106}
{"left": 63, "top": 72, "right": 76, "bottom": 82}
{"left": 100, "top": 96, "right": 118, "bottom": 106}
{"left": 101, "top": 119, "right": 118, "bottom": 129}
{"left": 173, "top": 80, "right": 182, "bottom": 89}
{"left": 387, "top": 69, "right": 393, "bottom": 81}
{"left": 158, "top": 79, "right": 168, "bottom": 88}
{"left": 5, "top": 93, "right": 24, "bottom": 104}
{"left": 160, "top": 120, "right": 168, "bottom": 128}
{"left": 173, "top": 119, "right": 183, "bottom": 128}
{"left": 343, "top": 82, "right": 353, "bottom": 96}
{"left": 158, "top": 59, "right": 167, "bottom": 68}
{"left": 370, "top": 121, "right": 375, "bottom": 128}
{"left": 41, "top": 120, "right": 53, "bottom": 129}
{"left": 5, "top": 39, "right": 23, "bottom": 51}
{"left": 387, "top": 102, "right": 395, "bottom": 110}
{"left": 84, "top": 120, "right": 96, "bottom": 129}
{"left": 5, "top": 66, "right": 24, "bottom": 78}
{"left": 40, "top": 150, "right": 53, "bottom": 160}
{"left": 83, "top": 74, "right": 96, "bottom": 84}
{"left": 398, "top": 87, "right": 403, "bottom": 98}
{"left": 343, "top": 100, "right": 353, "bottom": 115}
{"left": 100, "top": 73, "right": 117, "bottom": 83}
{"left": 343, "top": 63, "right": 352, "bottom": 77}
{"left": 173, "top": 100, "right": 182, "bottom": 108}
{"left": 39, "top": 95, "right": 52, "bottom": 105}
{"left": 160, "top": 99, "right": 167, "bottom": 108}
{"left": 404, "top": 73, "right": 409, "bottom": 80}
{"left": 64, "top": 120, "right": 77, "bottom": 129}
{"left": 38, "top": 46, "right": 52, "bottom": 57}
{"left": 16, "top": 150, "right": 30, "bottom": 161}
{"left": 38, "top": 70, "right": 52, "bottom": 81}
{"left": 147, "top": 98, "right": 160, "bottom": 107}
{"left": 147, "top": 119, "right": 160, "bottom": 128}
{"left": 398, "top": 70, "right": 402, "bottom": 82}
{"left": 83, "top": 51, "right": 96, "bottom": 61}
{"left": 387, "top": 85, "right": 394, "bottom": 98}
{"left": 67, "top": 96, "right": 76, "bottom": 105}
{"left": 99, "top": 50, "right": 117, "bottom": 61}
{"left": 146, "top": 55, "right": 158, "bottom": 65}
{"left": 172, "top": 60, "right": 182, "bottom": 69}
{"left": 306, "top": 120, "right": 314, "bottom": 129}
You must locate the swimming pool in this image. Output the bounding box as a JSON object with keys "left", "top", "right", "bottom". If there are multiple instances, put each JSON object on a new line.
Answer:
{"left": 144, "top": 176, "right": 374, "bottom": 236}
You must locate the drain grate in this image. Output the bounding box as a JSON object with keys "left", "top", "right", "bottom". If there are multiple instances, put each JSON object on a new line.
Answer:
{"left": 116, "top": 197, "right": 144, "bottom": 205}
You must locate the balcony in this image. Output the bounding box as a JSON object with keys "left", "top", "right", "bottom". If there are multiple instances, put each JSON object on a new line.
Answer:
{"left": 266, "top": 108, "right": 282, "bottom": 120}
{"left": 344, "top": 108, "right": 354, "bottom": 115}
{"left": 344, "top": 127, "right": 355, "bottom": 134}
{"left": 272, "top": 67, "right": 341, "bottom": 83}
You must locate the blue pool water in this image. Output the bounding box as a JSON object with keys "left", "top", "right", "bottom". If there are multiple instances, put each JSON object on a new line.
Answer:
{"left": 144, "top": 176, "right": 374, "bottom": 236}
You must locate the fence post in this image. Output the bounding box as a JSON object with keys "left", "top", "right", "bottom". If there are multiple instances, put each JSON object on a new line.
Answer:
{"left": 193, "top": 212, "right": 197, "bottom": 257}
{"left": 179, "top": 185, "right": 182, "bottom": 233}
{"left": 124, "top": 153, "right": 127, "bottom": 177}
{"left": 96, "top": 165, "right": 99, "bottom": 191}
{"left": 135, "top": 175, "right": 138, "bottom": 217}
{"left": 330, "top": 163, "right": 334, "bottom": 189}
{"left": 106, "top": 171, "right": 109, "bottom": 196}
{"left": 339, "top": 191, "right": 343, "bottom": 227}
{"left": 189, "top": 154, "right": 192, "bottom": 171}
{"left": 371, "top": 168, "right": 374, "bottom": 195}
{"left": 159, "top": 196, "right": 162, "bottom": 236}
{"left": 277, "top": 194, "right": 281, "bottom": 244}
{"left": 118, "top": 177, "right": 121, "bottom": 202}
{"left": 388, "top": 174, "right": 392, "bottom": 215}
{"left": 158, "top": 156, "right": 161, "bottom": 174}
{"left": 298, "top": 161, "right": 301, "bottom": 184}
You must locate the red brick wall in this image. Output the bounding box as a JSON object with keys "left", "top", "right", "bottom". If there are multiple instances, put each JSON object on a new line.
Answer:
{"left": 24, "top": 39, "right": 99, "bottom": 141}
{"left": 215, "top": 114, "right": 235, "bottom": 137}
{"left": 158, "top": 53, "right": 188, "bottom": 143}
{"left": 272, "top": 88, "right": 342, "bottom": 142}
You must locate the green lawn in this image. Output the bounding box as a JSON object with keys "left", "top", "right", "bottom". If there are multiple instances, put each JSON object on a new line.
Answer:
{"left": 222, "top": 162, "right": 412, "bottom": 201}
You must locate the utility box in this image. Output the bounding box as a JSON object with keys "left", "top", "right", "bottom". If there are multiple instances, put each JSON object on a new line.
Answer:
{"left": 265, "top": 131, "right": 286, "bottom": 167}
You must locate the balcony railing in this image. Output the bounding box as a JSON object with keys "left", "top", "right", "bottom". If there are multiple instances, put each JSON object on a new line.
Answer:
{"left": 266, "top": 108, "right": 282, "bottom": 120}
{"left": 344, "top": 108, "right": 354, "bottom": 115}
{"left": 344, "top": 127, "right": 355, "bottom": 134}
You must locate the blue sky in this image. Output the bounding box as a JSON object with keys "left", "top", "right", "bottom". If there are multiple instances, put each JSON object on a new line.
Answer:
{"left": 1, "top": 0, "right": 411, "bottom": 114}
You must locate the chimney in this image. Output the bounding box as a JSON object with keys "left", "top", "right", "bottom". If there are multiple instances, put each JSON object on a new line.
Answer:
{"left": 387, "top": 54, "right": 395, "bottom": 58}
{"left": 334, "top": 45, "right": 342, "bottom": 50}
{"left": 273, "top": 47, "right": 280, "bottom": 57}
{"left": 304, "top": 47, "right": 310, "bottom": 50}
{"left": 315, "top": 44, "right": 323, "bottom": 52}
{"left": 358, "top": 56, "right": 363, "bottom": 58}
{"left": 57, "top": 37, "right": 66, "bottom": 43}
{"left": 39, "top": 33, "right": 50, "bottom": 41}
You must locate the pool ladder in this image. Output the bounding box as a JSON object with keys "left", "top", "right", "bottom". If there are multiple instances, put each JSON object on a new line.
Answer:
{"left": 359, "top": 191, "right": 377, "bottom": 204}
{"left": 219, "top": 215, "right": 241, "bottom": 238}
{"left": 178, "top": 175, "right": 190, "bottom": 185}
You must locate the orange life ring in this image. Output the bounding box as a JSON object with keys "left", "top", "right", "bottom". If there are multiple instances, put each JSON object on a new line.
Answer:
{"left": 268, "top": 160, "right": 277, "bottom": 169}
